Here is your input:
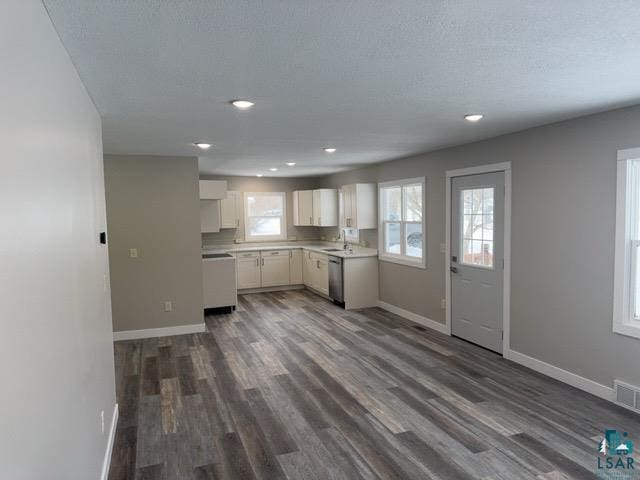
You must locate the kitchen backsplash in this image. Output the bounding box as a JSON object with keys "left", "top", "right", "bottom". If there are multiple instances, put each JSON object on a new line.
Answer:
{"left": 201, "top": 225, "right": 324, "bottom": 247}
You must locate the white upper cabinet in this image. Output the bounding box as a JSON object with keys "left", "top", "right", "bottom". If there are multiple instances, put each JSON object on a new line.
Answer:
{"left": 341, "top": 183, "right": 377, "bottom": 229}
{"left": 294, "top": 189, "right": 338, "bottom": 227}
{"left": 200, "top": 200, "right": 221, "bottom": 233}
{"left": 220, "top": 190, "right": 241, "bottom": 229}
{"left": 199, "top": 180, "right": 227, "bottom": 199}
{"left": 293, "top": 190, "right": 314, "bottom": 226}
{"left": 312, "top": 189, "right": 338, "bottom": 227}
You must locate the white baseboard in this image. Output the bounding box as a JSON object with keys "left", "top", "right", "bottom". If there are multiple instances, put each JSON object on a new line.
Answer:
{"left": 504, "top": 348, "right": 614, "bottom": 401}
{"left": 377, "top": 301, "right": 448, "bottom": 334}
{"left": 113, "top": 323, "right": 206, "bottom": 341}
{"left": 100, "top": 403, "right": 118, "bottom": 480}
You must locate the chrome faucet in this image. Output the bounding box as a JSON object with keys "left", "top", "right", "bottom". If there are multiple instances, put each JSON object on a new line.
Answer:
{"left": 340, "top": 228, "right": 349, "bottom": 250}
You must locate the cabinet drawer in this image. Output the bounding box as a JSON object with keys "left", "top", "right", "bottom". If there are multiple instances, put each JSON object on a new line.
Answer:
{"left": 237, "top": 251, "right": 259, "bottom": 259}
{"left": 262, "top": 249, "right": 291, "bottom": 257}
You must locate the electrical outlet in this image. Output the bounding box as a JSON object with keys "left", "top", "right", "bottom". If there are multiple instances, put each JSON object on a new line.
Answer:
{"left": 129, "top": 248, "right": 138, "bottom": 258}
{"left": 439, "top": 243, "right": 446, "bottom": 253}
{"left": 164, "top": 301, "right": 173, "bottom": 312}
{"left": 440, "top": 298, "right": 446, "bottom": 309}
{"left": 100, "top": 410, "right": 105, "bottom": 434}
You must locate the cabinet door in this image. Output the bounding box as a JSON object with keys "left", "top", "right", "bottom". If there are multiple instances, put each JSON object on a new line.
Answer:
{"left": 302, "top": 250, "right": 314, "bottom": 287}
{"left": 220, "top": 191, "right": 240, "bottom": 229}
{"left": 313, "top": 189, "right": 338, "bottom": 226}
{"left": 296, "top": 190, "right": 313, "bottom": 226}
{"left": 290, "top": 249, "right": 303, "bottom": 285}
{"left": 342, "top": 185, "right": 354, "bottom": 228}
{"left": 237, "top": 252, "right": 261, "bottom": 289}
{"left": 200, "top": 200, "right": 221, "bottom": 233}
{"left": 312, "top": 189, "right": 321, "bottom": 225}
{"left": 260, "top": 251, "right": 291, "bottom": 287}
{"left": 316, "top": 255, "right": 329, "bottom": 295}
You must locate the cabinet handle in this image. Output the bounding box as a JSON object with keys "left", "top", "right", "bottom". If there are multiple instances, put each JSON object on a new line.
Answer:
{"left": 289, "top": 250, "right": 292, "bottom": 258}
{"left": 256, "top": 258, "right": 259, "bottom": 266}
{"left": 316, "top": 260, "right": 320, "bottom": 268}
{"left": 236, "top": 219, "right": 240, "bottom": 227}
{"left": 309, "top": 216, "right": 312, "bottom": 224}
{"left": 261, "top": 258, "right": 265, "bottom": 266}
{"left": 318, "top": 217, "right": 321, "bottom": 225}
{"left": 271, "top": 251, "right": 279, "bottom": 255}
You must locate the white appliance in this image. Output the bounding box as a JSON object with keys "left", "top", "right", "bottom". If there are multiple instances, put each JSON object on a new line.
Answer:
{"left": 202, "top": 253, "right": 237, "bottom": 312}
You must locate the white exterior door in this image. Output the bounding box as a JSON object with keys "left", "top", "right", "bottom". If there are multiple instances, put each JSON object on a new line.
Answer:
{"left": 451, "top": 172, "right": 504, "bottom": 353}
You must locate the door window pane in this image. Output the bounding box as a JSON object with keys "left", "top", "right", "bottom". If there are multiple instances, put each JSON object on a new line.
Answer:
{"left": 460, "top": 187, "right": 494, "bottom": 268}
{"left": 404, "top": 184, "right": 422, "bottom": 221}
{"left": 382, "top": 187, "right": 401, "bottom": 221}
{"left": 405, "top": 223, "right": 422, "bottom": 258}
{"left": 384, "top": 222, "right": 401, "bottom": 254}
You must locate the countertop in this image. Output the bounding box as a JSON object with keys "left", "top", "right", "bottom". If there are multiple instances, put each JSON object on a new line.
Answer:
{"left": 202, "top": 241, "right": 378, "bottom": 259}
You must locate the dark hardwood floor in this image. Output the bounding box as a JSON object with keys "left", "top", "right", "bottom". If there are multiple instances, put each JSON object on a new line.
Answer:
{"left": 109, "top": 290, "right": 640, "bottom": 479}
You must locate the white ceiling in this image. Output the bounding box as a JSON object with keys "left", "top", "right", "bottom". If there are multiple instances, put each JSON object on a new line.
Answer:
{"left": 43, "top": 0, "right": 640, "bottom": 177}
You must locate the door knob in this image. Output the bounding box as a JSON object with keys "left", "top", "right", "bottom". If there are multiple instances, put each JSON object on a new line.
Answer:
{"left": 450, "top": 266, "right": 458, "bottom": 274}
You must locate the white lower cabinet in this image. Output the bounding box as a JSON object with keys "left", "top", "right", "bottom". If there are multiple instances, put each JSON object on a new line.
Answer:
{"left": 236, "top": 251, "right": 261, "bottom": 289}
{"left": 260, "top": 250, "right": 291, "bottom": 287}
{"left": 290, "top": 249, "right": 303, "bottom": 285}
{"left": 303, "top": 251, "right": 329, "bottom": 295}
{"left": 235, "top": 248, "right": 329, "bottom": 293}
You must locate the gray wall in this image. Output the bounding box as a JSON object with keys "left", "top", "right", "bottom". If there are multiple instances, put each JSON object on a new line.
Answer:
{"left": 321, "top": 104, "right": 640, "bottom": 388}
{"left": 200, "top": 175, "right": 324, "bottom": 246}
{"left": 105, "top": 155, "right": 204, "bottom": 332}
{"left": 0, "top": 1, "right": 116, "bottom": 478}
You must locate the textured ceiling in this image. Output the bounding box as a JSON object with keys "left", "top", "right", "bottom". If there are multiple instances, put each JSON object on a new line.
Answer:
{"left": 43, "top": 0, "right": 640, "bottom": 177}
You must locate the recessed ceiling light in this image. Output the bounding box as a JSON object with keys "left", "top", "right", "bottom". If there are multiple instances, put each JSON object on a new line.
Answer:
{"left": 231, "top": 100, "right": 255, "bottom": 110}
{"left": 194, "top": 143, "right": 212, "bottom": 149}
{"left": 256, "top": 173, "right": 263, "bottom": 177}
{"left": 324, "top": 147, "right": 337, "bottom": 153}
{"left": 286, "top": 162, "right": 296, "bottom": 166}
{"left": 269, "top": 168, "right": 278, "bottom": 172}
{"left": 464, "top": 114, "right": 483, "bottom": 122}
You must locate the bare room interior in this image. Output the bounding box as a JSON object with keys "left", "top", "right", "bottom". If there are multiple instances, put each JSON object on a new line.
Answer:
{"left": 4, "top": 1, "right": 640, "bottom": 479}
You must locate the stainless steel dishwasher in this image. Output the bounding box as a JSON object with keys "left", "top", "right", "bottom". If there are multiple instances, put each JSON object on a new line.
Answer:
{"left": 328, "top": 255, "right": 344, "bottom": 305}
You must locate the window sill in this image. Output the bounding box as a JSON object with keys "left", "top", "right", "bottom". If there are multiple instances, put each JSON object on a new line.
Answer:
{"left": 379, "top": 254, "right": 426, "bottom": 269}
{"left": 613, "top": 322, "right": 640, "bottom": 340}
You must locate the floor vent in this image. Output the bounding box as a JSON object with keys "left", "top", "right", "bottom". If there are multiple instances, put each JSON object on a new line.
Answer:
{"left": 614, "top": 380, "right": 640, "bottom": 413}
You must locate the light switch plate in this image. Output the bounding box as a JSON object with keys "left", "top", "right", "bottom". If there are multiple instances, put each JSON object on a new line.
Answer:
{"left": 163, "top": 301, "right": 172, "bottom": 312}
{"left": 129, "top": 248, "right": 138, "bottom": 258}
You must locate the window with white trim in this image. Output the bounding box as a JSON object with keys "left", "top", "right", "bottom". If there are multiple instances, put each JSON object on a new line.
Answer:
{"left": 244, "top": 192, "right": 286, "bottom": 241}
{"left": 613, "top": 151, "right": 640, "bottom": 339}
{"left": 378, "top": 177, "right": 426, "bottom": 268}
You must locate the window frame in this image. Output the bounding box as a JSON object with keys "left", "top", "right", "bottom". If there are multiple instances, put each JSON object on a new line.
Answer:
{"left": 613, "top": 149, "right": 640, "bottom": 339}
{"left": 378, "top": 177, "right": 426, "bottom": 269}
{"left": 243, "top": 192, "right": 287, "bottom": 242}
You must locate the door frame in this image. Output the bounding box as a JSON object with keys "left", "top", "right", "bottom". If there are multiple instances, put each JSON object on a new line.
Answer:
{"left": 445, "top": 161, "right": 512, "bottom": 354}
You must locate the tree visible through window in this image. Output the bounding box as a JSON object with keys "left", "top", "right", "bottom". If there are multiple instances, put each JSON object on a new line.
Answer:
{"left": 244, "top": 192, "right": 286, "bottom": 241}
{"left": 460, "top": 187, "right": 494, "bottom": 268}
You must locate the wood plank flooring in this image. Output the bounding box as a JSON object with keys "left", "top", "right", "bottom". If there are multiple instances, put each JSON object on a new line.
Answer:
{"left": 109, "top": 290, "right": 640, "bottom": 479}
